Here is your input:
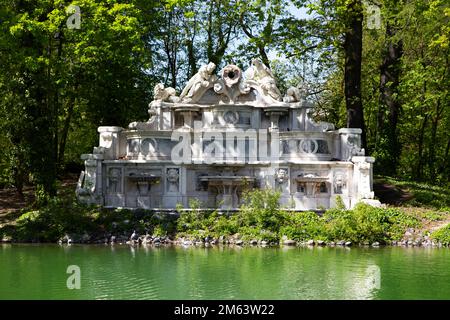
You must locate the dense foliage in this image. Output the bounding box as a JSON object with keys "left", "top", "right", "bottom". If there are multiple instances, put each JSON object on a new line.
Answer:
{"left": 176, "top": 191, "right": 422, "bottom": 244}
{"left": 0, "top": 0, "right": 156, "bottom": 202}
{"left": 1, "top": 188, "right": 430, "bottom": 244}
{"left": 432, "top": 224, "right": 450, "bottom": 246}
{"left": 0, "top": 0, "right": 448, "bottom": 203}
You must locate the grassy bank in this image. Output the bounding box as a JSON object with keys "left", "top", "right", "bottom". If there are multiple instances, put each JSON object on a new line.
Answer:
{"left": 0, "top": 178, "right": 449, "bottom": 246}
{"left": 374, "top": 176, "right": 450, "bottom": 209}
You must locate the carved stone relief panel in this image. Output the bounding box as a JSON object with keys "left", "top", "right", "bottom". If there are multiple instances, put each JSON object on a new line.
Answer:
{"left": 333, "top": 172, "right": 347, "bottom": 194}
{"left": 299, "top": 139, "right": 318, "bottom": 154}
{"left": 223, "top": 110, "right": 239, "bottom": 124}
{"left": 107, "top": 167, "right": 122, "bottom": 193}
{"left": 275, "top": 168, "right": 289, "bottom": 192}
{"left": 281, "top": 139, "right": 330, "bottom": 155}
{"left": 166, "top": 168, "right": 180, "bottom": 193}
{"left": 128, "top": 139, "right": 140, "bottom": 157}
{"left": 140, "top": 138, "right": 158, "bottom": 158}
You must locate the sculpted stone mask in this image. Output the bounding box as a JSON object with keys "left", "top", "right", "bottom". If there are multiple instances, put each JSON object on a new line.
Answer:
{"left": 276, "top": 169, "right": 288, "bottom": 183}
{"left": 167, "top": 169, "right": 179, "bottom": 182}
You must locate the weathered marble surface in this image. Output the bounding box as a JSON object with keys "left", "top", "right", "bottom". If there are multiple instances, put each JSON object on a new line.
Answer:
{"left": 77, "top": 60, "right": 381, "bottom": 210}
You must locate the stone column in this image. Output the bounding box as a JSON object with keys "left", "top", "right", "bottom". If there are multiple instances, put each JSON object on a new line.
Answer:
{"left": 77, "top": 153, "right": 104, "bottom": 205}
{"left": 269, "top": 113, "right": 281, "bottom": 131}
{"left": 221, "top": 183, "right": 234, "bottom": 210}
{"left": 352, "top": 156, "right": 382, "bottom": 207}
{"left": 265, "top": 109, "right": 287, "bottom": 132}
{"left": 275, "top": 168, "right": 291, "bottom": 207}
{"left": 181, "top": 111, "right": 194, "bottom": 129}
{"left": 290, "top": 109, "right": 299, "bottom": 130}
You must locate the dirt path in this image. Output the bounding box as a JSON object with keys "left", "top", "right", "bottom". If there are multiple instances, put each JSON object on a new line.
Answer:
{"left": 0, "top": 174, "right": 78, "bottom": 226}
{"left": 0, "top": 186, "right": 34, "bottom": 226}
{"left": 373, "top": 181, "right": 414, "bottom": 205}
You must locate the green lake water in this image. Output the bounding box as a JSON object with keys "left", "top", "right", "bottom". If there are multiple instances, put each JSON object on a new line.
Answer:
{"left": 1, "top": 244, "right": 450, "bottom": 300}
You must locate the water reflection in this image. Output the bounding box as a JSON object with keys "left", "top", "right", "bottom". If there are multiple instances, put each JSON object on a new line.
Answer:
{"left": 129, "top": 245, "right": 136, "bottom": 258}
{"left": 0, "top": 245, "right": 450, "bottom": 299}
{"left": 340, "top": 263, "right": 381, "bottom": 299}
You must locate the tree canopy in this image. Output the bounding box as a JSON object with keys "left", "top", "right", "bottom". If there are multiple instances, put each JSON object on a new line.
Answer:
{"left": 0, "top": 0, "right": 448, "bottom": 203}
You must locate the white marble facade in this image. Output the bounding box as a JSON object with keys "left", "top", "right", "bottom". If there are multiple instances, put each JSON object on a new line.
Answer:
{"left": 77, "top": 61, "right": 380, "bottom": 210}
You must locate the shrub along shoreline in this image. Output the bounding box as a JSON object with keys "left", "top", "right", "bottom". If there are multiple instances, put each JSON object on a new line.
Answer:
{"left": 0, "top": 189, "right": 449, "bottom": 247}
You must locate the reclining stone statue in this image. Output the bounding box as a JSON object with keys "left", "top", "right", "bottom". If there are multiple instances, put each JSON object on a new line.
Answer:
{"left": 153, "top": 83, "right": 179, "bottom": 103}
{"left": 284, "top": 85, "right": 308, "bottom": 103}
{"left": 180, "top": 62, "right": 218, "bottom": 103}
{"left": 244, "top": 59, "right": 282, "bottom": 101}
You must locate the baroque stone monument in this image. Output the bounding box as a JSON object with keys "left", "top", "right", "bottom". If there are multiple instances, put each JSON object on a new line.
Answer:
{"left": 76, "top": 60, "right": 381, "bottom": 210}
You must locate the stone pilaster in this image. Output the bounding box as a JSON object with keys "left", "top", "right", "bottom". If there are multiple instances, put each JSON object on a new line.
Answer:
{"left": 98, "top": 126, "right": 124, "bottom": 160}
{"left": 352, "top": 156, "right": 382, "bottom": 207}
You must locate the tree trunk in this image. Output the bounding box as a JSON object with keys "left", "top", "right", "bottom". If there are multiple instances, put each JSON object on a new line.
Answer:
{"left": 378, "top": 23, "right": 403, "bottom": 174}
{"left": 428, "top": 98, "right": 443, "bottom": 181}
{"left": 239, "top": 13, "right": 271, "bottom": 69}
{"left": 206, "top": 1, "right": 235, "bottom": 68}
{"left": 439, "top": 136, "right": 450, "bottom": 181}
{"left": 186, "top": 38, "right": 197, "bottom": 78}
{"left": 54, "top": 28, "right": 63, "bottom": 172}
{"left": 206, "top": 0, "right": 214, "bottom": 64}
{"left": 258, "top": 46, "right": 271, "bottom": 69}
{"left": 343, "top": 1, "right": 366, "bottom": 150}
{"left": 415, "top": 114, "right": 428, "bottom": 180}
{"left": 12, "top": 149, "right": 25, "bottom": 200}
{"left": 57, "top": 96, "right": 75, "bottom": 169}
{"left": 164, "top": 11, "right": 178, "bottom": 89}
{"left": 428, "top": 115, "right": 439, "bottom": 181}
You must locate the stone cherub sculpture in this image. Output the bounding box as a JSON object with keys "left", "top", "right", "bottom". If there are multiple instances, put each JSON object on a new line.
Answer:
{"left": 153, "top": 83, "right": 180, "bottom": 103}
{"left": 180, "top": 62, "right": 218, "bottom": 103}
{"left": 129, "top": 82, "right": 179, "bottom": 130}
{"left": 244, "top": 59, "right": 282, "bottom": 101}
{"left": 283, "top": 81, "right": 309, "bottom": 103}
{"left": 283, "top": 87, "right": 304, "bottom": 103}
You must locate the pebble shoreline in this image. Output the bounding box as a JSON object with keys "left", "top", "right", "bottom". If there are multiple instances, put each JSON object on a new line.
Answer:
{"left": 47, "top": 237, "right": 450, "bottom": 248}
{"left": 1, "top": 227, "right": 446, "bottom": 247}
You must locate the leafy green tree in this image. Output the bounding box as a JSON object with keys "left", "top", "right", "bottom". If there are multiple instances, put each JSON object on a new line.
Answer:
{"left": 0, "top": 0, "right": 159, "bottom": 202}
